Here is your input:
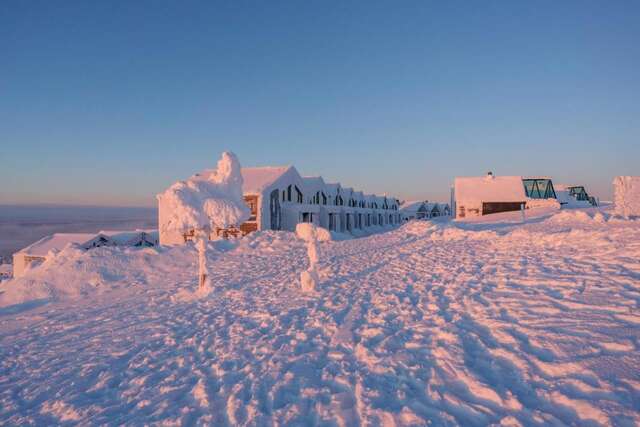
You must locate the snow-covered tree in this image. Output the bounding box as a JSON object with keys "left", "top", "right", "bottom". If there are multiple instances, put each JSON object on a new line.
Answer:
{"left": 157, "top": 151, "right": 250, "bottom": 292}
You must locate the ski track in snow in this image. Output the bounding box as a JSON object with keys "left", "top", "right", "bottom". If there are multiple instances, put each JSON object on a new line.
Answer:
{"left": 0, "top": 209, "right": 639, "bottom": 426}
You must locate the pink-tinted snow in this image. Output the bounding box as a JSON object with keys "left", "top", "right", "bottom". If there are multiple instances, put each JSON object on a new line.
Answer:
{"left": 0, "top": 208, "right": 639, "bottom": 425}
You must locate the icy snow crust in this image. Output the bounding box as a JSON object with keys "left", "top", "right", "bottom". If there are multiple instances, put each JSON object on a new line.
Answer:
{"left": 1, "top": 208, "right": 640, "bottom": 425}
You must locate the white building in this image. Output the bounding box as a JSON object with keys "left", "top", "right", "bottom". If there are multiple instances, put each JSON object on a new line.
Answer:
{"left": 438, "top": 203, "right": 451, "bottom": 216}
{"left": 453, "top": 173, "right": 559, "bottom": 218}
{"left": 323, "top": 183, "right": 344, "bottom": 232}
{"left": 158, "top": 165, "right": 402, "bottom": 245}
{"left": 400, "top": 201, "right": 428, "bottom": 221}
{"left": 12, "top": 230, "right": 158, "bottom": 278}
{"left": 555, "top": 184, "right": 596, "bottom": 208}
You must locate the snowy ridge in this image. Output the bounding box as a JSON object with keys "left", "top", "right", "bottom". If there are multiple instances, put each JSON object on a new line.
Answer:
{"left": 0, "top": 208, "right": 639, "bottom": 425}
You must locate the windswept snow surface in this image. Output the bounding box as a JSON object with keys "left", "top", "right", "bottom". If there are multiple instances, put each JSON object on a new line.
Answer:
{"left": 1, "top": 208, "right": 640, "bottom": 425}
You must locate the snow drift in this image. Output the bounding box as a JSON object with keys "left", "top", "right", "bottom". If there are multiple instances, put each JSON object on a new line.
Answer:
{"left": 1, "top": 207, "right": 639, "bottom": 426}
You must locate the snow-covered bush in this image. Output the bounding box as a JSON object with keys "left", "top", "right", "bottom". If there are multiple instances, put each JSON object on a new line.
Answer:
{"left": 613, "top": 176, "right": 640, "bottom": 218}
{"left": 156, "top": 151, "right": 250, "bottom": 292}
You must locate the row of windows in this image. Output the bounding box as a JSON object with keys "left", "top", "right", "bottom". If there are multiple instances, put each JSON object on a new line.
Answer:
{"left": 278, "top": 185, "right": 398, "bottom": 209}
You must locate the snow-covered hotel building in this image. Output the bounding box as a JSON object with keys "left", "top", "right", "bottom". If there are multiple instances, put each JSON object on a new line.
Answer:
{"left": 452, "top": 173, "right": 560, "bottom": 218}
{"left": 158, "top": 165, "right": 401, "bottom": 244}
{"left": 399, "top": 201, "right": 450, "bottom": 221}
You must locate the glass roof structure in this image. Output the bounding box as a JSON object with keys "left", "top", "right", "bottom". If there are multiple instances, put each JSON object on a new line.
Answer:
{"left": 523, "top": 179, "right": 556, "bottom": 199}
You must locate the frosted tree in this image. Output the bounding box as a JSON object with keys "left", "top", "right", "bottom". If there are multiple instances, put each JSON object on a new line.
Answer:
{"left": 296, "top": 223, "right": 321, "bottom": 292}
{"left": 157, "top": 151, "right": 250, "bottom": 292}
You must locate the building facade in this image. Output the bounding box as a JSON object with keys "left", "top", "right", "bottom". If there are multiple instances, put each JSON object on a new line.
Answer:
{"left": 158, "top": 165, "right": 402, "bottom": 245}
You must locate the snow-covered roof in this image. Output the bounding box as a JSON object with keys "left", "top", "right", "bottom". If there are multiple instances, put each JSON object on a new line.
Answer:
{"left": 240, "top": 166, "right": 292, "bottom": 194}
{"left": 324, "top": 183, "right": 341, "bottom": 197}
{"left": 425, "top": 202, "right": 440, "bottom": 212}
{"left": 16, "top": 233, "right": 100, "bottom": 256}
{"left": 523, "top": 176, "right": 553, "bottom": 180}
{"left": 98, "top": 230, "right": 158, "bottom": 245}
{"left": 555, "top": 184, "right": 585, "bottom": 191}
{"left": 454, "top": 176, "right": 526, "bottom": 204}
{"left": 302, "top": 176, "right": 326, "bottom": 195}
{"left": 400, "top": 200, "right": 426, "bottom": 213}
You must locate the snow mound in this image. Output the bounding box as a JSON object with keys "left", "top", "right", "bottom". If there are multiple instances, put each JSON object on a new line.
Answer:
{"left": 1, "top": 206, "right": 639, "bottom": 425}
{"left": 157, "top": 152, "right": 250, "bottom": 233}
{"left": 0, "top": 244, "right": 193, "bottom": 308}
{"left": 400, "top": 220, "right": 437, "bottom": 236}
{"left": 613, "top": 176, "right": 640, "bottom": 218}
{"left": 547, "top": 209, "right": 610, "bottom": 224}
{"left": 295, "top": 223, "right": 332, "bottom": 242}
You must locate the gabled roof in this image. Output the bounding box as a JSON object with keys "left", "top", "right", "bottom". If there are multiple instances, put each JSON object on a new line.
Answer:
{"left": 556, "top": 184, "right": 585, "bottom": 191}
{"left": 324, "top": 183, "right": 341, "bottom": 197}
{"left": 241, "top": 166, "right": 293, "bottom": 194}
{"left": 302, "top": 176, "right": 326, "bottom": 195}
{"left": 16, "top": 233, "right": 104, "bottom": 256}
{"left": 400, "top": 200, "right": 426, "bottom": 213}
{"left": 425, "top": 202, "right": 440, "bottom": 212}
{"left": 454, "top": 176, "right": 526, "bottom": 203}
{"left": 99, "top": 230, "right": 158, "bottom": 246}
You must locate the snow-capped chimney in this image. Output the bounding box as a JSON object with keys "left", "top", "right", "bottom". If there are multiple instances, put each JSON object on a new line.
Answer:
{"left": 486, "top": 171, "right": 494, "bottom": 181}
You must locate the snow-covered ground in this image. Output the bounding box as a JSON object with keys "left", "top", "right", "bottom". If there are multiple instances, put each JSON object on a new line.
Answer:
{"left": 0, "top": 207, "right": 639, "bottom": 425}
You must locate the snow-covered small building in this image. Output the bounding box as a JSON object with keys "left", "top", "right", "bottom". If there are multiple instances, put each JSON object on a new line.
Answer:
{"left": 12, "top": 231, "right": 160, "bottom": 278}
{"left": 613, "top": 176, "right": 640, "bottom": 218}
{"left": 454, "top": 174, "right": 560, "bottom": 218}
{"left": 400, "top": 201, "right": 428, "bottom": 221}
{"left": 424, "top": 202, "right": 441, "bottom": 218}
{"left": 12, "top": 233, "right": 115, "bottom": 278}
{"left": 454, "top": 174, "right": 527, "bottom": 218}
{"left": 437, "top": 203, "right": 451, "bottom": 216}
{"left": 555, "top": 184, "right": 595, "bottom": 208}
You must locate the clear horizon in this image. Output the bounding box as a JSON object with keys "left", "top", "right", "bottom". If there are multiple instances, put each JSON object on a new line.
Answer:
{"left": 2, "top": 1, "right": 638, "bottom": 207}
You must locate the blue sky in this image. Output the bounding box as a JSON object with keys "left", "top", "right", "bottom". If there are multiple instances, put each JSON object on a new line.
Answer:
{"left": 1, "top": 1, "right": 638, "bottom": 206}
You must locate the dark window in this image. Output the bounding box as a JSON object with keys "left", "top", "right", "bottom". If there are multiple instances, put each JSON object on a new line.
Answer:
{"left": 295, "top": 186, "right": 303, "bottom": 203}
{"left": 287, "top": 185, "right": 292, "bottom": 202}
{"left": 244, "top": 195, "right": 258, "bottom": 221}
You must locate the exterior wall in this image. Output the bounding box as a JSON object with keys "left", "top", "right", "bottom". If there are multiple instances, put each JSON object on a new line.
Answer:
{"left": 13, "top": 253, "right": 46, "bottom": 278}
{"left": 481, "top": 202, "right": 524, "bottom": 215}
{"left": 241, "top": 194, "right": 261, "bottom": 232}
{"left": 456, "top": 202, "right": 482, "bottom": 218}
